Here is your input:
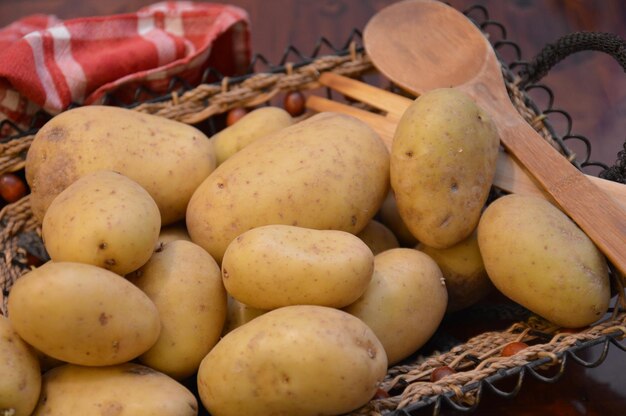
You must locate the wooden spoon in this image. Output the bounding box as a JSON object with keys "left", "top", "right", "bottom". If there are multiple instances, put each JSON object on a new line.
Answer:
{"left": 363, "top": 0, "right": 626, "bottom": 274}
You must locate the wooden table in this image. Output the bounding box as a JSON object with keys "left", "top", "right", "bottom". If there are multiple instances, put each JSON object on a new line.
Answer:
{"left": 1, "top": 1, "right": 624, "bottom": 414}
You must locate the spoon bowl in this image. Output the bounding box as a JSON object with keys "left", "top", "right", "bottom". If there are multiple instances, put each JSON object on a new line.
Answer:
{"left": 364, "top": 0, "right": 488, "bottom": 94}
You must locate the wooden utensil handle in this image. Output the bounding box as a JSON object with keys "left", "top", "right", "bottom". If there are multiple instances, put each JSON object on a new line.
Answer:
{"left": 456, "top": 42, "right": 626, "bottom": 275}
{"left": 500, "top": 119, "right": 626, "bottom": 274}
{"left": 495, "top": 151, "right": 626, "bottom": 209}
{"left": 317, "top": 72, "right": 412, "bottom": 121}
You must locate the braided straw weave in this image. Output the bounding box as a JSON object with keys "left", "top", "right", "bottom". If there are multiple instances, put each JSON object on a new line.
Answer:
{"left": 0, "top": 49, "right": 624, "bottom": 415}
{"left": 350, "top": 312, "right": 626, "bottom": 415}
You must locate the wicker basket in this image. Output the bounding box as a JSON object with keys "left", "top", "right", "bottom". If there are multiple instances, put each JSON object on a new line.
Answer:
{"left": 1, "top": 5, "right": 625, "bottom": 416}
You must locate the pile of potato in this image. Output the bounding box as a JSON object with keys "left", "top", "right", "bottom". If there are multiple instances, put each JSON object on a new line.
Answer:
{"left": 1, "top": 87, "right": 611, "bottom": 416}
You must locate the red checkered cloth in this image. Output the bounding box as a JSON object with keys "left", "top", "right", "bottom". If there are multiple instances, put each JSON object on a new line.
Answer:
{"left": 0, "top": 1, "right": 251, "bottom": 130}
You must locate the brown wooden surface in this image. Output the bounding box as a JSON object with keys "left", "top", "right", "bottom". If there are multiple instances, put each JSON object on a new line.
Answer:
{"left": 1, "top": 1, "right": 625, "bottom": 415}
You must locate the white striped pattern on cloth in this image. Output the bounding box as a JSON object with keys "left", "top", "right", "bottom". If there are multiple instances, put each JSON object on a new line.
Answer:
{"left": 48, "top": 24, "right": 87, "bottom": 104}
{"left": 23, "top": 31, "right": 62, "bottom": 111}
{"left": 0, "top": 1, "right": 250, "bottom": 129}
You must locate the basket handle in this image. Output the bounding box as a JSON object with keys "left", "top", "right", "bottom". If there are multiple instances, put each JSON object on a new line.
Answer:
{"left": 518, "top": 32, "right": 626, "bottom": 184}
{"left": 518, "top": 32, "right": 626, "bottom": 86}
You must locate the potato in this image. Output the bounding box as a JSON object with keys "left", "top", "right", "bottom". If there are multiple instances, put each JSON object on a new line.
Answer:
{"left": 156, "top": 222, "right": 191, "bottom": 248}
{"left": 187, "top": 112, "right": 390, "bottom": 262}
{"left": 418, "top": 231, "right": 493, "bottom": 312}
{"left": 221, "top": 225, "right": 374, "bottom": 309}
{"left": 127, "top": 240, "right": 227, "bottom": 380}
{"left": 213, "top": 106, "right": 294, "bottom": 165}
{"left": 42, "top": 170, "right": 161, "bottom": 275}
{"left": 344, "top": 248, "right": 447, "bottom": 365}
{"left": 32, "top": 363, "right": 197, "bottom": 416}
{"left": 26, "top": 105, "right": 216, "bottom": 225}
{"left": 0, "top": 316, "right": 41, "bottom": 416}
{"left": 391, "top": 88, "right": 499, "bottom": 249}
{"left": 197, "top": 305, "right": 387, "bottom": 416}
{"left": 7, "top": 262, "right": 161, "bottom": 366}
{"left": 379, "top": 191, "right": 418, "bottom": 246}
{"left": 477, "top": 194, "right": 610, "bottom": 328}
{"left": 356, "top": 219, "right": 400, "bottom": 255}
{"left": 222, "top": 296, "right": 267, "bottom": 335}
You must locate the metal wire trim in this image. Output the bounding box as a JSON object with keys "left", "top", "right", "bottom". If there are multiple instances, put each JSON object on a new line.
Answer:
{"left": 394, "top": 330, "right": 625, "bottom": 415}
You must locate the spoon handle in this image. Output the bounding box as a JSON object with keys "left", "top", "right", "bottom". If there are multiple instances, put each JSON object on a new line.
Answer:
{"left": 454, "top": 38, "right": 626, "bottom": 275}
{"left": 496, "top": 112, "right": 626, "bottom": 274}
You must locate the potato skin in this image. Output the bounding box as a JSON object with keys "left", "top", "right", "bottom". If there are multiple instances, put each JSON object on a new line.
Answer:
{"left": 477, "top": 195, "right": 610, "bottom": 328}
{"left": 26, "top": 105, "right": 215, "bottom": 225}
{"left": 213, "top": 106, "right": 294, "bottom": 165}
{"left": 128, "top": 240, "right": 227, "bottom": 380}
{"left": 42, "top": 170, "right": 161, "bottom": 275}
{"left": 391, "top": 88, "right": 499, "bottom": 249}
{"left": 222, "top": 296, "right": 267, "bottom": 335}
{"left": 221, "top": 225, "right": 374, "bottom": 309}
{"left": 0, "top": 316, "right": 41, "bottom": 416}
{"left": 379, "top": 191, "right": 418, "bottom": 247}
{"left": 7, "top": 262, "right": 161, "bottom": 366}
{"left": 32, "top": 363, "right": 198, "bottom": 416}
{"left": 186, "top": 112, "right": 390, "bottom": 262}
{"left": 418, "top": 232, "right": 493, "bottom": 313}
{"left": 197, "top": 305, "right": 387, "bottom": 416}
{"left": 356, "top": 220, "right": 400, "bottom": 255}
{"left": 156, "top": 222, "right": 191, "bottom": 248}
{"left": 344, "top": 248, "right": 447, "bottom": 365}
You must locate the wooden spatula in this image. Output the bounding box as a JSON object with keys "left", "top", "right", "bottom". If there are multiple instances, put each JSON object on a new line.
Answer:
{"left": 306, "top": 72, "right": 626, "bottom": 209}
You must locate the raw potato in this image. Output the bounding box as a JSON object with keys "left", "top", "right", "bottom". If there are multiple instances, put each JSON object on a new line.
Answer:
{"left": 0, "top": 316, "right": 41, "bottom": 416}
{"left": 379, "top": 191, "right": 418, "bottom": 247}
{"left": 26, "top": 105, "right": 216, "bottom": 225}
{"left": 418, "top": 232, "right": 493, "bottom": 312}
{"left": 32, "top": 363, "right": 198, "bottom": 416}
{"left": 128, "top": 240, "right": 227, "bottom": 380}
{"left": 222, "top": 296, "right": 267, "bottom": 335}
{"left": 197, "top": 305, "right": 387, "bottom": 416}
{"left": 187, "top": 112, "right": 390, "bottom": 262}
{"left": 157, "top": 222, "right": 192, "bottom": 248}
{"left": 391, "top": 88, "right": 499, "bottom": 249}
{"left": 7, "top": 262, "right": 161, "bottom": 366}
{"left": 221, "top": 225, "right": 374, "bottom": 309}
{"left": 356, "top": 219, "right": 400, "bottom": 255}
{"left": 42, "top": 171, "right": 161, "bottom": 275}
{"left": 344, "top": 248, "right": 447, "bottom": 365}
{"left": 477, "top": 194, "right": 610, "bottom": 328}
{"left": 213, "top": 106, "right": 294, "bottom": 165}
